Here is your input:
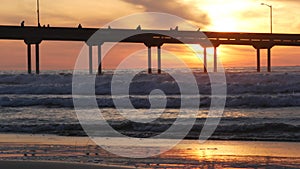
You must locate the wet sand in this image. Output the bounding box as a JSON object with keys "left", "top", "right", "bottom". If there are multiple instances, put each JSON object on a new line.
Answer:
{"left": 0, "top": 161, "right": 134, "bottom": 169}
{"left": 0, "top": 134, "right": 299, "bottom": 168}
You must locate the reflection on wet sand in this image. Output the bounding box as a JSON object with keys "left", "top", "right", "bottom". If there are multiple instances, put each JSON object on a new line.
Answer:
{"left": 0, "top": 134, "right": 299, "bottom": 168}
{"left": 159, "top": 140, "right": 300, "bottom": 168}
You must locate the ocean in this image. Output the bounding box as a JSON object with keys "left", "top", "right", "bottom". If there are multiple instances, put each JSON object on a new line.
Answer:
{"left": 0, "top": 66, "right": 299, "bottom": 142}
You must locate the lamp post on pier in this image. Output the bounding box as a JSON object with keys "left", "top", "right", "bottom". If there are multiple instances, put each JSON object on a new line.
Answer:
{"left": 37, "top": 0, "right": 41, "bottom": 27}
{"left": 261, "top": 3, "right": 273, "bottom": 34}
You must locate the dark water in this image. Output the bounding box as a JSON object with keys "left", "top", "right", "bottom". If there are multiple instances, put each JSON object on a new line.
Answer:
{"left": 0, "top": 68, "right": 299, "bottom": 141}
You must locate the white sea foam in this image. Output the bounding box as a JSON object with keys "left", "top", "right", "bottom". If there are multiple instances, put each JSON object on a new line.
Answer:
{"left": 0, "top": 71, "right": 299, "bottom": 108}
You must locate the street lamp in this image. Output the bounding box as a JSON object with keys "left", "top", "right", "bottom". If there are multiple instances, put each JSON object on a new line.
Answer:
{"left": 261, "top": 3, "right": 273, "bottom": 33}
{"left": 37, "top": 0, "right": 40, "bottom": 27}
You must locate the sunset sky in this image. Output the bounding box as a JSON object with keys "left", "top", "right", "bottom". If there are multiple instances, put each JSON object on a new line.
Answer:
{"left": 0, "top": 0, "right": 300, "bottom": 71}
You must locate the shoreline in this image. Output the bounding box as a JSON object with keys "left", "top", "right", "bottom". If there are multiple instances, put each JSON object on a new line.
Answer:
{"left": 0, "top": 133, "right": 299, "bottom": 156}
{"left": 0, "top": 133, "right": 299, "bottom": 168}
{"left": 1, "top": 132, "right": 299, "bottom": 144}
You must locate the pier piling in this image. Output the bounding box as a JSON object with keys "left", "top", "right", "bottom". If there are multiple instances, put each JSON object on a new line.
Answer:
{"left": 157, "top": 46, "right": 161, "bottom": 74}
{"left": 148, "top": 46, "right": 152, "bottom": 74}
{"left": 214, "top": 47, "right": 217, "bottom": 72}
{"left": 27, "top": 44, "right": 31, "bottom": 74}
{"left": 35, "top": 44, "right": 40, "bottom": 74}
{"left": 257, "top": 49, "right": 261, "bottom": 72}
{"left": 203, "top": 47, "right": 207, "bottom": 73}
{"left": 267, "top": 48, "right": 271, "bottom": 72}
{"left": 97, "top": 45, "right": 102, "bottom": 75}
{"left": 89, "top": 45, "right": 93, "bottom": 74}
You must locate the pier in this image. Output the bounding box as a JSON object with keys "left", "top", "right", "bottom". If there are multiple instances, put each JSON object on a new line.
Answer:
{"left": 1, "top": 25, "right": 300, "bottom": 74}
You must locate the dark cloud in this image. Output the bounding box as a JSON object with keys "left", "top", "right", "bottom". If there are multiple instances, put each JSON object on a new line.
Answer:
{"left": 122, "top": 0, "right": 210, "bottom": 27}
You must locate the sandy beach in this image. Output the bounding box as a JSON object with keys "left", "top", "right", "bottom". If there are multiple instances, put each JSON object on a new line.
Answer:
{"left": 0, "top": 134, "right": 299, "bottom": 168}
{"left": 0, "top": 161, "right": 134, "bottom": 169}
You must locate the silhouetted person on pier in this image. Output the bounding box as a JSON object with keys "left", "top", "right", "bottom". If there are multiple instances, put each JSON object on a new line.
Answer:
{"left": 78, "top": 24, "right": 82, "bottom": 28}
{"left": 47, "top": 24, "right": 50, "bottom": 27}
{"left": 21, "top": 21, "right": 25, "bottom": 27}
{"left": 170, "top": 26, "right": 178, "bottom": 31}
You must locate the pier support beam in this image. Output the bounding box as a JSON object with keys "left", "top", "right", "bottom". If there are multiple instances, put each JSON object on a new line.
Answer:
{"left": 157, "top": 46, "right": 161, "bottom": 74}
{"left": 257, "top": 49, "right": 261, "bottom": 72}
{"left": 27, "top": 44, "right": 31, "bottom": 74}
{"left": 97, "top": 45, "right": 102, "bottom": 75}
{"left": 89, "top": 45, "right": 93, "bottom": 74}
{"left": 35, "top": 44, "right": 40, "bottom": 74}
{"left": 203, "top": 47, "right": 207, "bottom": 73}
{"left": 213, "top": 47, "right": 217, "bottom": 72}
{"left": 148, "top": 46, "right": 152, "bottom": 74}
{"left": 267, "top": 48, "right": 271, "bottom": 72}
